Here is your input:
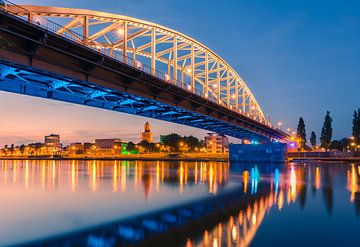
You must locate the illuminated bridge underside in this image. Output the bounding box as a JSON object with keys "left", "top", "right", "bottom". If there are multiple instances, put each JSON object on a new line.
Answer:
{"left": 0, "top": 4, "right": 289, "bottom": 141}
{"left": 0, "top": 62, "right": 264, "bottom": 140}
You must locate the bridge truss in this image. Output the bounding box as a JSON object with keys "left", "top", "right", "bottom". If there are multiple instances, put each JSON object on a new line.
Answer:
{"left": 5, "top": 4, "right": 268, "bottom": 124}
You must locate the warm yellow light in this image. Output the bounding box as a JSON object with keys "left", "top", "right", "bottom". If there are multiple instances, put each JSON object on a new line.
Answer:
{"left": 231, "top": 94, "right": 236, "bottom": 99}
{"left": 117, "top": 28, "right": 124, "bottom": 36}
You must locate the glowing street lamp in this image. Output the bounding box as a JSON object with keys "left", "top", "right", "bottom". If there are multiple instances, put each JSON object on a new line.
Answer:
{"left": 277, "top": 121, "right": 283, "bottom": 130}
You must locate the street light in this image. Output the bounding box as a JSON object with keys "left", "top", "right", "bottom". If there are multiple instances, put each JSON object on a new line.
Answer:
{"left": 277, "top": 122, "right": 283, "bottom": 131}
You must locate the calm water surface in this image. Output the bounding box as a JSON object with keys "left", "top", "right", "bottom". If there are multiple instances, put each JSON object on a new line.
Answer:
{"left": 0, "top": 160, "right": 359, "bottom": 246}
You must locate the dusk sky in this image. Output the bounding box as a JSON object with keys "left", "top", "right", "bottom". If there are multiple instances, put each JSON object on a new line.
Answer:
{"left": 0, "top": 0, "right": 359, "bottom": 146}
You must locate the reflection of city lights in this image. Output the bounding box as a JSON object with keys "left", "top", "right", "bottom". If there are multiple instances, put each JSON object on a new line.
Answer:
{"left": 278, "top": 190, "right": 284, "bottom": 210}
{"left": 231, "top": 225, "right": 237, "bottom": 241}
{"left": 348, "top": 164, "right": 358, "bottom": 202}
{"left": 25, "top": 160, "right": 29, "bottom": 190}
{"left": 179, "top": 163, "right": 184, "bottom": 193}
{"left": 243, "top": 170, "right": 249, "bottom": 193}
{"left": 213, "top": 238, "right": 218, "bottom": 247}
{"left": 113, "top": 162, "right": 118, "bottom": 192}
{"left": 290, "top": 166, "right": 297, "bottom": 202}
{"left": 315, "top": 167, "right": 321, "bottom": 189}
{"left": 121, "top": 162, "right": 127, "bottom": 192}
{"left": 72, "top": 160, "right": 76, "bottom": 192}
{"left": 252, "top": 213, "right": 257, "bottom": 225}
{"left": 251, "top": 166, "right": 260, "bottom": 194}
{"left": 91, "top": 161, "right": 97, "bottom": 192}
{"left": 274, "top": 169, "right": 280, "bottom": 195}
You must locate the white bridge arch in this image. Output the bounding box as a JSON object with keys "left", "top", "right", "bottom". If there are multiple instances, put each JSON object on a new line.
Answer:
{"left": 7, "top": 4, "right": 268, "bottom": 124}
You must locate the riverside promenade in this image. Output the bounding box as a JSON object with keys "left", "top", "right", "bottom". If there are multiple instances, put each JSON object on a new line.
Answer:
{"left": 0, "top": 153, "right": 229, "bottom": 162}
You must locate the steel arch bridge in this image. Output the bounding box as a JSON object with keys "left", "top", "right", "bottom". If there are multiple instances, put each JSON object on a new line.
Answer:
{"left": 6, "top": 4, "right": 265, "bottom": 122}
{"left": 0, "top": 2, "right": 289, "bottom": 142}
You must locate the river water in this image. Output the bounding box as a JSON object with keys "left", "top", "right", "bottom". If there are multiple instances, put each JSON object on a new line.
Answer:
{"left": 0, "top": 160, "right": 359, "bottom": 246}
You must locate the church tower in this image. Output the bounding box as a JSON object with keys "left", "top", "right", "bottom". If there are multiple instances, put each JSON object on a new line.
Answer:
{"left": 141, "top": 121, "right": 153, "bottom": 143}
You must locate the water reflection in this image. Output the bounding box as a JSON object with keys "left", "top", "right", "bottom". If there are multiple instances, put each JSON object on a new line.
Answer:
{"left": 0, "top": 160, "right": 230, "bottom": 197}
{"left": 1, "top": 161, "right": 360, "bottom": 246}
{"left": 186, "top": 163, "right": 360, "bottom": 247}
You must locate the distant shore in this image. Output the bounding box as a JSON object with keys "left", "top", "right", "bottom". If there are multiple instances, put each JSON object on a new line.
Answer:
{"left": 0, "top": 153, "right": 229, "bottom": 162}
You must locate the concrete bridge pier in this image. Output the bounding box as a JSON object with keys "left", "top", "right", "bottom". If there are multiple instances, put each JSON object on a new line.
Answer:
{"left": 229, "top": 143, "right": 288, "bottom": 163}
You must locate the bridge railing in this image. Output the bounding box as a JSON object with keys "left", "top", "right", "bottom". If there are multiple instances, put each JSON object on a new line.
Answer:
{"left": 0, "top": 0, "right": 277, "bottom": 129}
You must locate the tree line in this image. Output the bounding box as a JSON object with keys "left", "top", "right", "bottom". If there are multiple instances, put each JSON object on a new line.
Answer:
{"left": 296, "top": 109, "right": 360, "bottom": 152}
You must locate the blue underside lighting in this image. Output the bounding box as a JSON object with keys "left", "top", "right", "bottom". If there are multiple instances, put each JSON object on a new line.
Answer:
{"left": 0, "top": 61, "right": 269, "bottom": 140}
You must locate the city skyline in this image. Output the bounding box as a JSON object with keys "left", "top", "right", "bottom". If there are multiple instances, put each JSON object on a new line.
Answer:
{"left": 1, "top": 0, "right": 359, "bottom": 145}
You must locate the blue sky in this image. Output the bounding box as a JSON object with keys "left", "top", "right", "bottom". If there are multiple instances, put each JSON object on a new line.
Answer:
{"left": 0, "top": 0, "right": 359, "bottom": 145}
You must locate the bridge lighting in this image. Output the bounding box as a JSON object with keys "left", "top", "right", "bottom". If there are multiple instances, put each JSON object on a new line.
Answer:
{"left": 292, "top": 131, "right": 296, "bottom": 135}
{"left": 204, "top": 93, "right": 208, "bottom": 98}
{"left": 186, "top": 84, "right": 192, "bottom": 90}
{"left": 231, "top": 94, "right": 236, "bottom": 99}
{"left": 135, "top": 61, "right": 143, "bottom": 69}
{"left": 117, "top": 27, "right": 124, "bottom": 36}
{"left": 186, "top": 67, "right": 192, "bottom": 73}
{"left": 212, "top": 84, "right": 218, "bottom": 88}
{"left": 251, "top": 106, "right": 255, "bottom": 110}
{"left": 164, "top": 74, "right": 170, "bottom": 82}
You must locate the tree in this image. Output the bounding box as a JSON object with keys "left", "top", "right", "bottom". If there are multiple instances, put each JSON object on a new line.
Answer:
{"left": 19, "top": 144, "right": 26, "bottom": 154}
{"left": 184, "top": 135, "right": 203, "bottom": 152}
{"left": 329, "top": 140, "right": 343, "bottom": 151}
{"left": 138, "top": 140, "right": 155, "bottom": 153}
{"left": 161, "top": 133, "right": 182, "bottom": 152}
{"left": 320, "top": 111, "right": 333, "bottom": 152}
{"left": 126, "top": 142, "right": 136, "bottom": 152}
{"left": 352, "top": 109, "right": 360, "bottom": 143}
{"left": 310, "top": 131, "right": 316, "bottom": 148}
{"left": 297, "top": 117, "right": 307, "bottom": 150}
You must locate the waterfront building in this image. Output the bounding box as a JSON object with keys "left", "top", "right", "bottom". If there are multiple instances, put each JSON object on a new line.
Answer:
{"left": 67, "top": 143, "right": 84, "bottom": 155}
{"left": 204, "top": 133, "right": 229, "bottom": 154}
{"left": 141, "top": 122, "right": 153, "bottom": 143}
{"left": 95, "top": 138, "right": 122, "bottom": 154}
{"left": 44, "top": 134, "right": 62, "bottom": 153}
{"left": 84, "top": 142, "right": 95, "bottom": 154}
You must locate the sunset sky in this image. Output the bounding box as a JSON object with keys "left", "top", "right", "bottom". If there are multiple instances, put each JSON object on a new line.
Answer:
{"left": 1, "top": 0, "right": 359, "bottom": 146}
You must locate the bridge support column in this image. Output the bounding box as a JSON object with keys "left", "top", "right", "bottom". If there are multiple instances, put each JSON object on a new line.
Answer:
{"left": 83, "top": 16, "right": 88, "bottom": 46}
{"left": 173, "top": 35, "right": 177, "bottom": 83}
{"left": 229, "top": 143, "right": 288, "bottom": 163}
{"left": 151, "top": 27, "right": 156, "bottom": 76}
{"left": 122, "top": 21, "right": 128, "bottom": 63}
{"left": 205, "top": 52, "right": 208, "bottom": 97}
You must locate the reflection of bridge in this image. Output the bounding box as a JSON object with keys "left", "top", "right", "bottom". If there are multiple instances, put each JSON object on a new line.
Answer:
{"left": 0, "top": 2, "right": 289, "bottom": 142}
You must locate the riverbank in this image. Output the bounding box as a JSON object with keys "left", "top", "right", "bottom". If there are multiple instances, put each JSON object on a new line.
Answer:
{"left": 288, "top": 151, "right": 360, "bottom": 163}
{"left": 0, "top": 153, "right": 229, "bottom": 162}
{"left": 289, "top": 156, "right": 360, "bottom": 163}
